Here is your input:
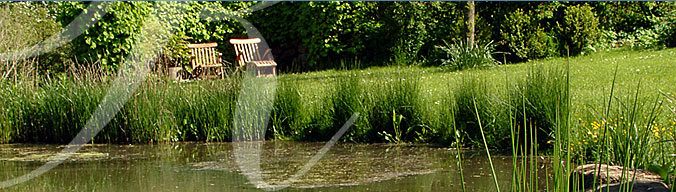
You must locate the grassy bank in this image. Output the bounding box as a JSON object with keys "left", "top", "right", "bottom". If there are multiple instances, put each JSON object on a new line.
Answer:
{"left": 0, "top": 49, "right": 673, "bottom": 147}
{"left": 1, "top": 48, "right": 675, "bottom": 188}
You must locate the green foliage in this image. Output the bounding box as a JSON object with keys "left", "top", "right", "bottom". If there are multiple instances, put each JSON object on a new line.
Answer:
{"left": 57, "top": 2, "right": 152, "bottom": 70}
{"left": 376, "top": 2, "right": 453, "bottom": 65}
{"left": 55, "top": 2, "right": 254, "bottom": 71}
{"left": 162, "top": 32, "right": 191, "bottom": 67}
{"left": 655, "top": 2, "right": 676, "bottom": 47}
{"left": 250, "top": 2, "right": 380, "bottom": 69}
{"left": 435, "top": 40, "right": 500, "bottom": 71}
{"left": 562, "top": 4, "right": 600, "bottom": 55}
{"left": 9, "top": 76, "right": 106, "bottom": 143}
{"left": 592, "top": 2, "right": 676, "bottom": 49}
{"left": 657, "top": 19, "right": 676, "bottom": 48}
{"left": 572, "top": 71, "right": 675, "bottom": 189}
{"left": 593, "top": 2, "right": 665, "bottom": 34}
{"left": 286, "top": 71, "right": 429, "bottom": 143}
{"left": 500, "top": 8, "right": 558, "bottom": 60}
{"left": 599, "top": 29, "right": 662, "bottom": 50}
{"left": 0, "top": 2, "right": 63, "bottom": 74}
{"left": 0, "top": 2, "right": 59, "bottom": 49}
{"left": 6, "top": 1, "right": 676, "bottom": 73}
{"left": 251, "top": 2, "right": 465, "bottom": 70}
{"left": 489, "top": 2, "right": 674, "bottom": 61}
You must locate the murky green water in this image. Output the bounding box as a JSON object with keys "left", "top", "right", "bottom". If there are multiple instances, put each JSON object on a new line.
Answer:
{"left": 0, "top": 142, "right": 548, "bottom": 191}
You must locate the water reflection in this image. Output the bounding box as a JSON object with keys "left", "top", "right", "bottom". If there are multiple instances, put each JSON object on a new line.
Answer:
{"left": 0, "top": 142, "right": 549, "bottom": 191}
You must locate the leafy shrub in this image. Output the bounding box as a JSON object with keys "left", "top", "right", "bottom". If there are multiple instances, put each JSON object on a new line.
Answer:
{"left": 0, "top": 2, "right": 60, "bottom": 51}
{"left": 57, "top": 2, "right": 153, "bottom": 70}
{"left": 0, "top": 2, "right": 64, "bottom": 74}
{"left": 655, "top": 5, "right": 676, "bottom": 47}
{"left": 377, "top": 2, "right": 461, "bottom": 66}
{"left": 435, "top": 40, "right": 500, "bottom": 71}
{"left": 591, "top": 2, "right": 675, "bottom": 49}
{"left": 658, "top": 22, "right": 676, "bottom": 48}
{"left": 629, "top": 29, "right": 661, "bottom": 49}
{"left": 592, "top": 2, "right": 667, "bottom": 35}
{"left": 500, "top": 8, "right": 558, "bottom": 60}
{"left": 248, "top": 2, "right": 379, "bottom": 69}
{"left": 56, "top": 2, "right": 254, "bottom": 71}
{"left": 251, "top": 2, "right": 466, "bottom": 70}
{"left": 157, "top": 33, "right": 191, "bottom": 68}
{"left": 562, "top": 4, "right": 600, "bottom": 55}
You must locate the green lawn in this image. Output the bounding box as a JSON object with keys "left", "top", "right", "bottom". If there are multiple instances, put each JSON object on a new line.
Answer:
{"left": 281, "top": 48, "right": 676, "bottom": 109}
{"left": 270, "top": 48, "right": 676, "bottom": 150}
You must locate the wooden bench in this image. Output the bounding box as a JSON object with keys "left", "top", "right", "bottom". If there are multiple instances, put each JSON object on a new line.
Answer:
{"left": 229, "top": 38, "right": 277, "bottom": 77}
{"left": 187, "top": 42, "right": 224, "bottom": 79}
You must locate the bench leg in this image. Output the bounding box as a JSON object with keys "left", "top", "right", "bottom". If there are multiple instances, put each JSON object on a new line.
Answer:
{"left": 220, "top": 67, "right": 224, "bottom": 79}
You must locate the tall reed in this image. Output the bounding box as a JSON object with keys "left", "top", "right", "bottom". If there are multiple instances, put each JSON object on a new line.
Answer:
{"left": 270, "top": 80, "right": 303, "bottom": 140}
{"left": 472, "top": 94, "right": 501, "bottom": 192}
{"left": 452, "top": 73, "right": 510, "bottom": 148}
{"left": 330, "top": 73, "right": 369, "bottom": 142}
{"left": 367, "top": 72, "right": 426, "bottom": 143}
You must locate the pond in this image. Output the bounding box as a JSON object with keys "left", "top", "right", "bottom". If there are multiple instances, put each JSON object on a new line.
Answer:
{"left": 0, "top": 142, "right": 549, "bottom": 191}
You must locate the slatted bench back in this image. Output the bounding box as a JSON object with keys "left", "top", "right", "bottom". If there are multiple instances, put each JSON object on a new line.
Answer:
{"left": 229, "top": 38, "right": 262, "bottom": 67}
{"left": 188, "top": 42, "right": 220, "bottom": 69}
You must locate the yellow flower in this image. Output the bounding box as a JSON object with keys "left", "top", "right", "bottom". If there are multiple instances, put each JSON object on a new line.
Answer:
{"left": 591, "top": 121, "right": 601, "bottom": 129}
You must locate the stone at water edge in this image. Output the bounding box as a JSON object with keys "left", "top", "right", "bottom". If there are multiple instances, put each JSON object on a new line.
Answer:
{"left": 569, "top": 164, "right": 670, "bottom": 192}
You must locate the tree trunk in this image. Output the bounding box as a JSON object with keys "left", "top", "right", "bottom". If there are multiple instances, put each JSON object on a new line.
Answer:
{"left": 465, "top": 1, "right": 475, "bottom": 47}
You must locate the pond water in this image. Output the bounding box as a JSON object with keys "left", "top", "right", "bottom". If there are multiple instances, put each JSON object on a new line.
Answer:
{"left": 0, "top": 142, "right": 549, "bottom": 191}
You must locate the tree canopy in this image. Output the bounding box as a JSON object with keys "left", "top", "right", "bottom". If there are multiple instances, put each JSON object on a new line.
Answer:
{"left": 4, "top": 1, "right": 675, "bottom": 73}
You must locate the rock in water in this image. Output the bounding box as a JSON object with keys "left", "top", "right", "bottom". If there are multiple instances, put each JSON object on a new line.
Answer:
{"left": 570, "top": 164, "right": 670, "bottom": 192}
